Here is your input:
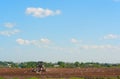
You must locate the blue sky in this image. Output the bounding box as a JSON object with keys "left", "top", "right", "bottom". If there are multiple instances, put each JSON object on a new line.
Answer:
{"left": 0, "top": 0, "right": 120, "bottom": 63}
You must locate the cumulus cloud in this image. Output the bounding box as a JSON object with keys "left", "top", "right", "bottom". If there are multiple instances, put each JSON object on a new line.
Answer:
{"left": 16, "top": 38, "right": 120, "bottom": 53}
{"left": 40, "top": 38, "right": 51, "bottom": 44}
{"left": 16, "top": 39, "right": 30, "bottom": 45}
{"left": 16, "top": 38, "right": 76, "bottom": 52}
{"left": 0, "top": 29, "right": 20, "bottom": 37}
{"left": 26, "top": 7, "right": 61, "bottom": 18}
{"left": 4, "top": 22, "right": 16, "bottom": 28}
{"left": 16, "top": 38, "right": 51, "bottom": 45}
{"left": 103, "top": 34, "right": 120, "bottom": 40}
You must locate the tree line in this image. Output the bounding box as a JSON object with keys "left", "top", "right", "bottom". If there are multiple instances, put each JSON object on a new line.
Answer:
{"left": 0, "top": 61, "right": 120, "bottom": 68}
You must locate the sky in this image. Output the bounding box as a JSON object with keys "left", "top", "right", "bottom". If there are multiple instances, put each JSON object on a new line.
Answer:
{"left": 0, "top": 0, "right": 120, "bottom": 63}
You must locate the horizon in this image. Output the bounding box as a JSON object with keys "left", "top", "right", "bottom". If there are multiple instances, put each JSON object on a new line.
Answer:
{"left": 1, "top": 60, "right": 120, "bottom": 64}
{"left": 1, "top": 0, "right": 120, "bottom": 63}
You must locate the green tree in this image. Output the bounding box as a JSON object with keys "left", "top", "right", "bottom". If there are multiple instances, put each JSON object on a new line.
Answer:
{"left": 74, "top": 61, "right": 80, "bottom": 67}
{"left": 57, "top": 61, "right": 66, "bottom": 68}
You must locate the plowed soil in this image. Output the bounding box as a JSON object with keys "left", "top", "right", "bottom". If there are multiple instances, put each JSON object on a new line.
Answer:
{"left": 0, "top": 68, "right": 120, "bottom": 78}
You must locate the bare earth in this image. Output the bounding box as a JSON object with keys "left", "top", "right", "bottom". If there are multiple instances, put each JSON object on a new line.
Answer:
{"left": 0, "top": 68, "right": 120, "bottom": 78}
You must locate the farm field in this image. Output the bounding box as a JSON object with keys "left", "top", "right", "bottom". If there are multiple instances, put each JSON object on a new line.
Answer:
{"left": 0, "top": 68, "right": 120, "bottom": 79}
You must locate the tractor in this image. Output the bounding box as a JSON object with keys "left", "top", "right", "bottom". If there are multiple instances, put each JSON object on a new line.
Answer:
{"left": 32, "top": 61, "right": 46, "bottom": 73}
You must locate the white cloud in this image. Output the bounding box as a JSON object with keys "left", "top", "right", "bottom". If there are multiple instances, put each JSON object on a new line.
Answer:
{"left": 16, "top": 38, "right": 51, "bottom": 45}
{"left": 16, "top": 39, "right": 25, "bottom": 45}
{"left": 4, "top": 22, "right": 16, "bottom": 28}
{"left": 71, "top": 38, "right": 82, "bottom": 44}
{"left": 0, "top": 29, "right": 20, "bottom": 37}
{"left": 16, "top": 38, "right": 76, "bottom": 52}
{"left": 16, "top": 39, "right": 30, "bottom": 45}
{"left": 40, "top": 38, "right": 51, "bottom": 44}
{"left": 80, "top": 45, "right": 119, "bottom": 50}
{"left": 26, "top": 7, "right": 61, "bottom": 18}
{"left": 71, "top": 38, "right": 78, "bottom": 43}
{"left": 16, "top": 38, "right": 120, "bottom": 53}
{"left": 103, "top": 34, "right": 120, "bottom": 40}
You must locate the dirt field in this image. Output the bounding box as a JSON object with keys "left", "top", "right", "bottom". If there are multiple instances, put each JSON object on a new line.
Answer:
{"left": 0, "top": 68, "right": 120, "bottom": 78}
